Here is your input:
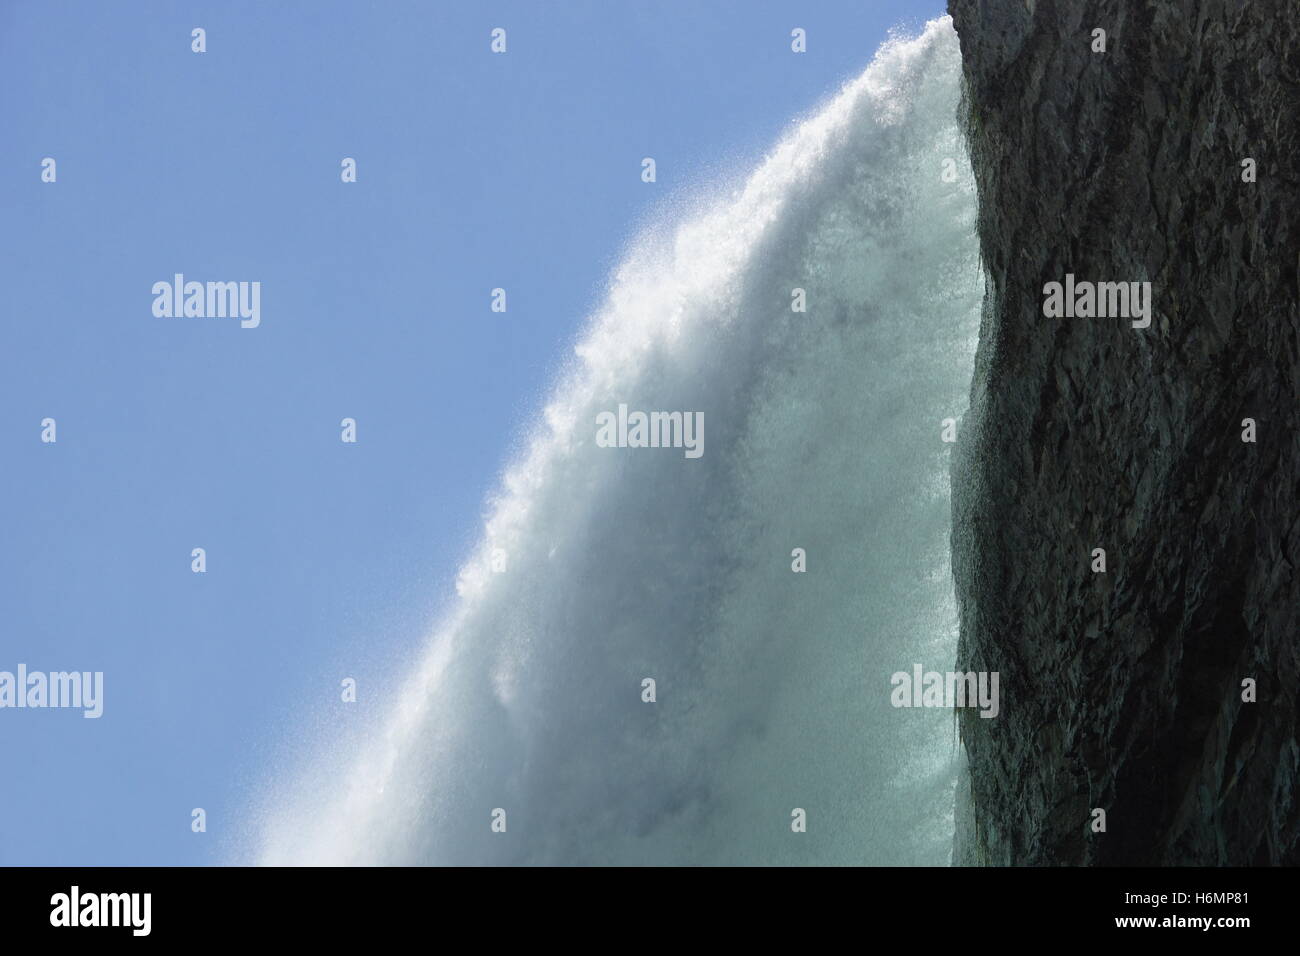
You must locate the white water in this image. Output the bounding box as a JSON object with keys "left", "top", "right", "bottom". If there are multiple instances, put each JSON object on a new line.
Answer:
{"left": 255, "top": 16, "right": 981, "bottom": 866}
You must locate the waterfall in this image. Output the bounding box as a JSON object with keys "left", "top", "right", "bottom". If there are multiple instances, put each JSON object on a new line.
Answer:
{"left": 254, "top": 15, "right": 981, "bottom": 866}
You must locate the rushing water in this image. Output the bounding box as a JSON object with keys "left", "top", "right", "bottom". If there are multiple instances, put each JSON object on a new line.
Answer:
{"left": 254, "top": 16, "right": 981, "bottom": 866}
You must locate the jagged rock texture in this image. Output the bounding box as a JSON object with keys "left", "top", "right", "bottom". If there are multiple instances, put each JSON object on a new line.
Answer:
{"left": 948, "top": 0, "right": 1300, "bottom": 864}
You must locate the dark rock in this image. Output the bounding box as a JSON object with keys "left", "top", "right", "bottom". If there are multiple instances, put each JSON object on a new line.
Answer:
{"left": 947, "top": 0, "right": 1300, "bottom": 865}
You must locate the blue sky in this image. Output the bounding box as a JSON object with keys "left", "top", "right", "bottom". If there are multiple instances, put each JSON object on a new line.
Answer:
{"left": 0, "top": 0, "right": 941, "bottom": 865}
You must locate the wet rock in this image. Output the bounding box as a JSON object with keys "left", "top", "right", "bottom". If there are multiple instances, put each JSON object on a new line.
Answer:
{"left": 948, "top": 0, "right": 1299, "bottom": 865}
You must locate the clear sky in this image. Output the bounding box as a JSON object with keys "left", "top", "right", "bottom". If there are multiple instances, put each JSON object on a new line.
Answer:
{"left": 0, "top": 0, "right": 943, "bottom": 865}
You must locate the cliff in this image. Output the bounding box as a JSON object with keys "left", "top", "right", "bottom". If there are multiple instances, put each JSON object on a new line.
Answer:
{"left": 948, "top": 0, "right": 1300, "bottom": 864}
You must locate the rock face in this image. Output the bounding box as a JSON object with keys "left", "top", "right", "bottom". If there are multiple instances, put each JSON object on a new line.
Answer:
{"left": 947, "top": 0, "right": 1299, "bottom": 864}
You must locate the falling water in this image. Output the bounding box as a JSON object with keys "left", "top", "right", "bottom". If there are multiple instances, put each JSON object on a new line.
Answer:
{"left": 255, "top": 15, "right": 981, "bottom": 866}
